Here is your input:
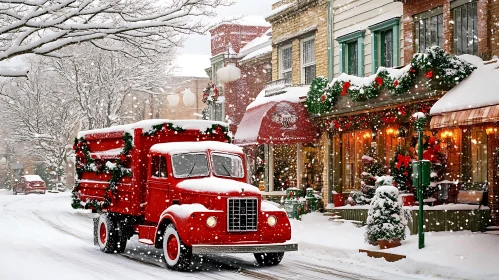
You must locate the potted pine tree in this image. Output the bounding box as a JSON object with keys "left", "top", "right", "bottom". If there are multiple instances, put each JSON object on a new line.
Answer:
{"left": 365, "top": 185, "right": 406, "bottom": 248}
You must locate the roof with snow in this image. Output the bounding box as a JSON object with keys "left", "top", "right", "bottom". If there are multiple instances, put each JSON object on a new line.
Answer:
{"left": 210, "top": 15, "right": 270, "bottom": 31}
{"left": 78, "top": 119, "right": 228, "bottom": 138}
{"left": 172, "top": 54, "right": 211, "bottom": 78}
{"left": 430, "top": 57, "right": 499, "bottom": 115}
{"left": 150, "top": 141, "right": 243, "bottom": 154}
{"left": 247, "top": 85, "right": 310, "bottom": 110}
{"left": 239, "top": 28, "right": 272, "bottom": 63}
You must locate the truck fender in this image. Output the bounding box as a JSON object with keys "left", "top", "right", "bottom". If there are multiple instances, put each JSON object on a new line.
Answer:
{"left": 155, "top": 213, "right": 178, "bottom": 248}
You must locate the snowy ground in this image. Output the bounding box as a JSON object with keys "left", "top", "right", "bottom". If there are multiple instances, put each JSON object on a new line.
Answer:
{"left": 0, "top": 189, "right": 495, "bottom": 280}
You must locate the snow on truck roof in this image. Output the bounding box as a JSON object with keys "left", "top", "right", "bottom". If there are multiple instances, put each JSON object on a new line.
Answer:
{"left": 77, "top": 119, "right": 228, "bottom": 138}
{"left": 150, "top": 141, "right": 243, "bottom": 154}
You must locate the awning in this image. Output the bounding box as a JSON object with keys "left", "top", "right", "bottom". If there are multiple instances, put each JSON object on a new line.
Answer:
{"left": 234, "top": 101, "right": 317, "bottom": 145}
{"left": 430, "top": 105, "right": 499, "bottom": 129}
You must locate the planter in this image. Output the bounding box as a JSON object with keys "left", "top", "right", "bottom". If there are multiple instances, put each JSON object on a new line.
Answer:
{"left": 399, "top": 193, "right": 414, "bottom": 206}
{"left": 378, "top": 239, "right": 401, "bottom": 249}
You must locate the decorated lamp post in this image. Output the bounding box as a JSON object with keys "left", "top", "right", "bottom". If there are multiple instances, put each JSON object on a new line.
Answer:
{"left": 412, "top": 112, "right": 429, "bottom": 249}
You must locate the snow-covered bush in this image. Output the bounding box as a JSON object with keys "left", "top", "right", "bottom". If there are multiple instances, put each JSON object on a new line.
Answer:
{"left": 365, "top": 186, "right": 406, "bottom": 245}
{"left": 349, "top": 149, "right": 386, "bottom": 205}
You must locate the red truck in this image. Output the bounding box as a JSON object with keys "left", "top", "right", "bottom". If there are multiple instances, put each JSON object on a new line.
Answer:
{"left": 72, "top": 119, "right": 297, "bottom": 270}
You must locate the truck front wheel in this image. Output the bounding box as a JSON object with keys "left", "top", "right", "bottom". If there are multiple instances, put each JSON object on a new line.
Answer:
{"left": 254, "top": 252, "right": 284, "bottom": 266}
{"left": 97, "top": 214, "right": 127, "bottom": 253}
{"left": 163, "top": 224, "right": 191, "bottom": 271}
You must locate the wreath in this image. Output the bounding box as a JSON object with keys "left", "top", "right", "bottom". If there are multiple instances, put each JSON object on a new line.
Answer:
{"left": 202, "top": 83, "right": 220, "bottom": 105}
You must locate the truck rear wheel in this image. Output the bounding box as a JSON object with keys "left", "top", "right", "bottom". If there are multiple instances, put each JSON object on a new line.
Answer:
{"left": 163, "top": 224, "right": 191, "bottom": 271}
{"left": 254, "top": 252, "right": 284, "bottom": 266}
{"left": 97, "top": 213, "right": 127, "bottom": 253}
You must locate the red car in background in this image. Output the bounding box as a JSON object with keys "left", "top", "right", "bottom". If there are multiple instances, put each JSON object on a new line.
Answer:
{"left": 13, "top": 175, "right": 47, "bottom": 195}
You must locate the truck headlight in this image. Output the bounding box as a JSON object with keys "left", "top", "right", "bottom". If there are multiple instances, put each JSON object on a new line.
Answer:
{"left": 267, "top": 215, "right": 277, "bottom": 227}
{"left": 206, "top": 216, "right": 217, "bottom": 228}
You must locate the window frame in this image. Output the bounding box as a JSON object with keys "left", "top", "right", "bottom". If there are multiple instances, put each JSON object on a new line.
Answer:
{"left": 368, "top": 17, "right": 400, "bottom": 73}
{"left": 414, "top": 7, "right": 444, "bottom": 53}
{"left": 151, "top": 155, "right": 168, "bottom": 179}
{"left": 279, "top": 44, "right": 293, "bottom": 81}
{"left": 171, "top": 152, "right": 210, "bottom": 179}
{"left": 337, "top": 30, "right": 365, "bottom": 77}
{"left": 300, "top": 36, "right": 316, "bottom": 84}
{"left": 452, "top": 0, "right": 478, "bottom": 55}
{"left": 211, "top": 152, "right": 245, "bottom": 178}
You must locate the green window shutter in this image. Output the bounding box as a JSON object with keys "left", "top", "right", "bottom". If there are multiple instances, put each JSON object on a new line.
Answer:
{"left": 340, "top": 43, "right": 346, "bottom": 74}
{"left": 357, "top": 36, "right": 364, "bottom": 76}
{"left": 371, "top": 32, "right": 378, "bottom": 74}
{"left": 392, "top": 23, "right": 399, "bottom": 67}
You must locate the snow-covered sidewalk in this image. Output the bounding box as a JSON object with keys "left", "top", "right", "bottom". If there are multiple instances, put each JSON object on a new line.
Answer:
{"left": 290, "top": 212, "right": 499, "bottom": 280}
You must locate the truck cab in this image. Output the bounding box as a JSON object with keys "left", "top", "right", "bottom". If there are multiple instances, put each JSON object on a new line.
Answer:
{"left": 141, "top": 141, "right": 296, "bottom": 270}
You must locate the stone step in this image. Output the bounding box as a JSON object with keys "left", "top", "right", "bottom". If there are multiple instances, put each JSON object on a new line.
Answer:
{"left": 485, "top": 226, "right": 499, "bottom": 231}
{"left": 323, "top": 212, "right": 340, "bottom": 217}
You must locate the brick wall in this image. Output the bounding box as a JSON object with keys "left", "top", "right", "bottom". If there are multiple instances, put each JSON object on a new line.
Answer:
{"left": 268, "top": 0, "right": 328, "bottom": 83}
{"left": 210, "top": 25, "right": 270, "bottom": 56}
{"left": 225, "top": 55, "right": 272, "bottom": 134}
{"left": 402, "top": 0, "right": 493, "bottom": 64}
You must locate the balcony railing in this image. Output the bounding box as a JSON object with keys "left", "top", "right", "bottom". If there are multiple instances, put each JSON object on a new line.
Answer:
{"left": 264, "top": 78, "right": 291, "bottom": 97}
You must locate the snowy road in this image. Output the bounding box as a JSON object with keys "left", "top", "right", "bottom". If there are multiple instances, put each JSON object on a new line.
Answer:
{"left": 0, "top": 191, "right": 443, "bottom": 280}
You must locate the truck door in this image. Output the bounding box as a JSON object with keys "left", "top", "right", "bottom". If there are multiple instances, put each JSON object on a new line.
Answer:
{"left": 145, "top": 154, "right": 171, "bottom": 223}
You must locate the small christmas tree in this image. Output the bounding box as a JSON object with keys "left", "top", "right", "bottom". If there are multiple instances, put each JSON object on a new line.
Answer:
{"left": 365, "top": 186, "right": 406, "bottom": 246}
{"left": 348, "top": 147, "right": 385, "bottom": 205}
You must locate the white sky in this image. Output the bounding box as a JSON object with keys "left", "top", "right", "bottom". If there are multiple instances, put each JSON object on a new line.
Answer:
{"left": 181, "top": 0, "right": 272, "bottom": 55}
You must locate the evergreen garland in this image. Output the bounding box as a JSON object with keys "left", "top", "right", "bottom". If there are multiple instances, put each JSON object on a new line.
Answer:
{"left": 390, "top": 147, "right": 413, "bottom": 192}
{"left": 204, "top": 124, "right": 232, "bottom": 143}
{"left": 71, "top": 132, "right": 133, "bottom": 211}
{"left": 306, "top": 46, "right": 476, "bottom": 115}
{"left": 305, "top": 76, "right": 336, "bottom": 115}
{"left": 143, "top": 122, "right": 186, "bottom": 136}
{"left": 365, "top": 186, "right": 406, "bottom": 245}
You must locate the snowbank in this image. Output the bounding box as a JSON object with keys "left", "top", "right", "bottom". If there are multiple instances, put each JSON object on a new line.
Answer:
{"left": 177, "top": 177, "right": 261, "bottom": 195}
{"left": 291, "top": 212, "right": 499, "bottom": 280}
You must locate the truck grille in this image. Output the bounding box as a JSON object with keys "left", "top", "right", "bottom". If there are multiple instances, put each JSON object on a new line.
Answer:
{"left": 227, "top": 198, "right": 258, "bottom": 232}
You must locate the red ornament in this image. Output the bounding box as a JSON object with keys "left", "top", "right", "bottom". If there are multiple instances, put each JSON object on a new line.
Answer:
{"left": 425, "top": 70, "right": 433, "bottom": 79}
{"left": 321, "top": 94, "right": 327, "bottom": 103}
{"left": 393, "top": 80, "right": 399, "bottom": 87}
{"left": 341, "top": 82, "right": 351, "bottom": 96}
{"left": 375, "top": 76, "right": 383, "bottom": 86}
{"left": 120, "top": 154, "right": 127, "bottom": 163}
{"left": 409, "top": 68, "right": 416, "bottom": 74}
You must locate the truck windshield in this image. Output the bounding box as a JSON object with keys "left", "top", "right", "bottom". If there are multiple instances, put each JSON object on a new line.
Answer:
{"left": 172, "top": 153, "right": 209, "bottom": 178}
{"left": 212, "top": 153, "right": 244, "bottom": 178}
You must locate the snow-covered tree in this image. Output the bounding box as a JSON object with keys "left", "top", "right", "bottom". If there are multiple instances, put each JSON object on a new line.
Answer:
{"left": 365, "top": 185, "right": 406, "bottom": 246}
{"left": 0, "top": 0, "right": 232, "bottom": 77}
{"left": 47, "top": 43, "right": 173, "bottom": 129}
{"left": 0, "top": 63, "right": 81, "bottom": 186}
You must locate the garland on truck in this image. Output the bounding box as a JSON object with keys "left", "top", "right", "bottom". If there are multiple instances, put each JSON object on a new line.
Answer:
{"left": 306, "top": 46, "right": 476, "bottom": 115}
{"left": 143, "top": 122, "right": 186, "bottom": 136}
{"left": 204, "top": 124, "right": 232, "bottom": 143}
{"left": 71, "top": 132, "right": 133, "bottom": 211}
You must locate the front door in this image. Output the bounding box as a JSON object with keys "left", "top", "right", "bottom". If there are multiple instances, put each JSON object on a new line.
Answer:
{"left": 145, "top": 155, "right": 171, "bottom": 223}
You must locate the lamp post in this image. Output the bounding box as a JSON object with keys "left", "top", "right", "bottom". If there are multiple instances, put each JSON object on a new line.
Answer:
{"left": 413, "top": 112, "right": 427, "bottom": 249}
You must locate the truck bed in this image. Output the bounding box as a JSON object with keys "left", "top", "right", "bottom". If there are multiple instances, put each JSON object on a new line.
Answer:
{"left": 73, "top": 119, "right": 230, "bottom": 216}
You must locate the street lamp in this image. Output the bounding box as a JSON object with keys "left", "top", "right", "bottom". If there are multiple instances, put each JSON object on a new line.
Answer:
{"left": 217, "top": 43, "right": 241, "bottom": 84}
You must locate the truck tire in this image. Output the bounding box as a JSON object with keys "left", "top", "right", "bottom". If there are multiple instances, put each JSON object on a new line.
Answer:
{"left": 163, "top": 224, "right": 192, "bottom": 271}
{"left": 97, "top": 214, "right": 127, "bottom": 253}
{"left": 254, "top": 252, "right": 284, "bottom": 266}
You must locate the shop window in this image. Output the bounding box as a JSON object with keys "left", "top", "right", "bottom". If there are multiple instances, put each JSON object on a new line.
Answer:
{"left": 301, "top": 37, "right": 316, "bottom": 85}
{"left": 279, "top": 44, "right": 292, "bottom": 81}
{"left": 462, "top": 128, "right": 488, "bottom": 185}
{"left": 414, "top": 8, "right": 443, "bottom": 53}
{"left": 341, "top": 130, "right": 371, "bottom": 191}
{"left": 273, "top": 144, "right": 297, "bottom": 190}
{"left": 151, "top": 156, "right": 167, "bottom": 178}
{"left": 452, "top": 0, "right": 478, "bottom": 55}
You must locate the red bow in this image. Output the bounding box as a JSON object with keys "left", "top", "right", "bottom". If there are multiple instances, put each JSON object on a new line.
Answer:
{"left": 396, "top": 154, "right": 411, "bottom": 169}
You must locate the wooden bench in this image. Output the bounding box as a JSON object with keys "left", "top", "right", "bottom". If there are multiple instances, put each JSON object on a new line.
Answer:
{"left": 456, "top": 190, "right": 486, "bottom": 208}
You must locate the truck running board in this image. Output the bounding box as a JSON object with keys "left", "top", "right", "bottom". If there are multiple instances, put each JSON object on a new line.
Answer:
{"left": 192, "top": 243, "right": 298, "bottom": 254}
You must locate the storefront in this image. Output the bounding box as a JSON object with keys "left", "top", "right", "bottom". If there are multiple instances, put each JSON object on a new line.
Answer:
{"left": 430, "top": 59, "right": 499, "bottom": 225}
{"left": 234, "top": 84, "right": 320, "bottom": 193}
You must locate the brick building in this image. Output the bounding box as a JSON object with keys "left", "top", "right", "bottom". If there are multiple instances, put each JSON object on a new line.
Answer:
{"left": 205, "top": 17, "right": 271, "bottom": 134}
{"left": 400, "top": 0, "right": 499, "bottom": 63}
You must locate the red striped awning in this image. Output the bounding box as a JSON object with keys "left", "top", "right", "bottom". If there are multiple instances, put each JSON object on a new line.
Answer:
{"left": 430, "top": 105, "right": 499, "bottom": 128}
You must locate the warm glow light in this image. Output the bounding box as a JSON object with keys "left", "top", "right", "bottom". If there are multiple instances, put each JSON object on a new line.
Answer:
{"left": 386, "top": 128, "right": 394, "bottom": 135}
{"left": 440, "top": 130, "right": 454, "bottom": 139}
{"left": 363, "top": 132, "right": 371, "bottom": 139}
{"left": 486, "top": 128, "right": 494, "bottom": 135}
